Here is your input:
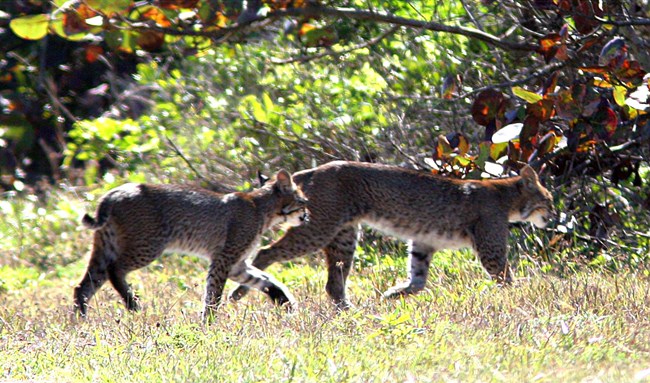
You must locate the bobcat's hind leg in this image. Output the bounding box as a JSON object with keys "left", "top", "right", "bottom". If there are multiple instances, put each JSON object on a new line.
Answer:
{"left": 323, "top": 226, "right": 359, "bottom": 309}
{"left": 229, "top": 221, "right": 342, "bottom": 301}
{"left": 107, "top": 243, "right": 164, "bottom": 312}
{"left": 107, "top": 265, "right": 139, "bottom": 311}
{"left": 74, "top": 232, "right": 113, "bottom": 316}
{"left": 228, "top": 262, "right": 296, "bottom": 309}
{"left": 74, "top": 267, "right": 109, "bottom": 317}
{"left": 383, "top": 242, "right": 434, "bottom": 299}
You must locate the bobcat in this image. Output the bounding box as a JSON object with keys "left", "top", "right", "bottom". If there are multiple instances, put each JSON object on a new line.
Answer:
{"left": 230, "top": 161, "right": 554, "bottom": 308}
{"left": 74, "top": 170, "right": 308, "bottom": 320}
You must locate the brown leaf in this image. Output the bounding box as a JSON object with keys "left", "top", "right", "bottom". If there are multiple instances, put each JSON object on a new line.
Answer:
{"left": 471, "top": 89, "right": 507, "bottom": 126}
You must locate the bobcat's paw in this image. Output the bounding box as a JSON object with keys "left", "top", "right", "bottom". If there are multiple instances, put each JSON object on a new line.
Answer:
{"left": 382, "top": 283, "right": 422, "bottom": 299}
{"left": 334, "top": 299, "right": 354, "bottom": 312}
{"left": 228, "top": 285, "right": 251, "bottom": 301}
{"left": 283, "top": 299, "right": 299, "bottom": 314}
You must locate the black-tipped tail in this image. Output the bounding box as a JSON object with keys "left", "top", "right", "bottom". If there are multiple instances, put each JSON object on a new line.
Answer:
{"left": 82, "top": 213, "right": 103, "bottom": 229}
{"left": 82, "top": 200, "right": 111, "bottom": 229}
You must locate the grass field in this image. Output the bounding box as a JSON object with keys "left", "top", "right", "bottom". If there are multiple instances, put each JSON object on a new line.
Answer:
{"left": 2, "top": 239, "right": 650, "bottom": 382}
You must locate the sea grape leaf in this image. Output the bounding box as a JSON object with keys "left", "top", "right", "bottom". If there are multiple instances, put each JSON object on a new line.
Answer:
{"left": 445, "top": 132, "right": 471, "bottom": 155}
{"left": 538, "top": 32, "right": 560, "bottom": 63}
{"left": 599, "top": 37, "right": 626, "bottom": 67}
{"left": 492, "top": 123, "right": 522, "bottom": 144}
{"left": 441, "top": 74, "right": 458, "bottom": 100}
{"left": 591, "top": 99, "right": 618, "bottom": 140}
{"left": 9, "top": 14, "right": 50, "bottom": 40}
{"left": 471, "top": 89, "right": 507, "bottom": 126}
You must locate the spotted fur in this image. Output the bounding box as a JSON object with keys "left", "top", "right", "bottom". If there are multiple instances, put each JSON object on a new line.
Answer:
{"left": 230, "top": 161, "right": 554, "bottom": 308}
{"left": 74, "top": 170, "right": 307, "bottom": 320}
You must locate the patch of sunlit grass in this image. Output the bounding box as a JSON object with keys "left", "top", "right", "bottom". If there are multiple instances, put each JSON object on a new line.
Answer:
{"left": 1, "top": 251, "right": 649, "bottom": 382}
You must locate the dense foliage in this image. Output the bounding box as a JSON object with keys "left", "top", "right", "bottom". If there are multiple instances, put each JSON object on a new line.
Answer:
{"left": 1, "top": 4, "right": 649, "bottom": 381}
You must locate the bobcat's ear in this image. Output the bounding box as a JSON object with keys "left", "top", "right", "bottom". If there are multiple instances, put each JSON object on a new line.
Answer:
{"left": 274, "top": 169, "right": 294, "bottom": 192}
{"left": 519, "top": 165, "right": 539, "bottom": 190}
{"left": 257, "top": 170, "right": 270, "bottom": 187}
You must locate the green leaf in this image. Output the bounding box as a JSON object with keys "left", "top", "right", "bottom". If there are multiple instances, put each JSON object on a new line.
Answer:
{"left": 613, "top": 86, "right": 627, "bottom": 107}
{"left": 512, "top": 86, "right": 543, "bottom": 103}
{"left": 454, "top": 155, "right": 471, "bottom": 166}
{"left": 262, "top": 93, "right": 275, "bottom": 115}
{"left": 476, "top": 142, "right": 491, "bottom": 168}
{"left": 84, "top": 161, "right": 99, "bottom": 186}
{"left": 106, "top": 30, "right": 137, "bottom": 53}
{"left": 9, "top": 14, "right": 50, "bottom": 40}
{"left": 489, "top": 142, "right": 508, "bottom": 161}
{"left": 49, "top": 17, "right": 89, "bottom": 41}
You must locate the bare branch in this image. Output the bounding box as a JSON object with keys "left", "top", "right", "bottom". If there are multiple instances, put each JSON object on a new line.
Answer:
{"left": 126, "top": 4, "right": 538, "bottom": 52}
{"left": 595, "top": 16, "right": 650, "bottom": 26}
{"left": 459, "top": 61, "right": 567, "bottom": 98}
{"left": 163, "top": 135, "right": 234, "bottom": 193}
{"left": 271, "top": 26, "right": 400, "bottom": 65}
{"left": 272, "top": 5, "right": 538, "bottom": 51}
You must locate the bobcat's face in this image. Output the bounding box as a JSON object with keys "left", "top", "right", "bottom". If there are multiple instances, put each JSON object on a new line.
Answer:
{"left": 278, "top": 192, "right": 308, "bottom": 227}
{"left": 270, "top": 170, "right": 309, "bottom": 227}
{"left": 517, "top": 194, "right": 554, "bottom": 228}
{"left": 509, "top": 166, "right": 554, "bottom": 228}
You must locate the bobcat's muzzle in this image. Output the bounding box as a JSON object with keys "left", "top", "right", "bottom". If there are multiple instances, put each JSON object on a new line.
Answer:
{"left": 281, "top": 196, "right": 309, "bottom": 224}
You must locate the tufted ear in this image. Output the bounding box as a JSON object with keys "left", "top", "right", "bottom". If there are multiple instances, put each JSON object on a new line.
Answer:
{"left": 274, "top": 169, "right": 293, "bottom": 193}
{"left": 257, "top": 170, "right": 269, "bottom": 187}
{"left": 519, "top": 165, "right": 539, "bottom": 190}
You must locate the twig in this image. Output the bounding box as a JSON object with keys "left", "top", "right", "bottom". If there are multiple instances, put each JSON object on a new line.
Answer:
{"left": 271, "top": 25, "right": 400, "bottom": 65}
{"left": 244, "top": 120, "right": 342, "bottom": 160}
{"left": 459, "top": 61, "right": 567, "bottom": 98}
{"left": 42, "top": 77, "right": 78, "bottom": 124}
{"left": 163, "top": 135, "right": 234, "bottom": 193}
{"left": 164, "top": 135, "right": 207, "bottom": 181}
{"left": 595, "top": 16, "right": 650, "bottom": 26}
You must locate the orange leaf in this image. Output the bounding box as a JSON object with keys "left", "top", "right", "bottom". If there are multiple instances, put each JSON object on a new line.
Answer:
{"left": 85, "top": 45, "right": 104, "bottom": 63}
{"left": 299, "top": 23, "right": 316, "bottom": 36}
{"left": 140, "top": 7, "right": 172, "bottom": 27}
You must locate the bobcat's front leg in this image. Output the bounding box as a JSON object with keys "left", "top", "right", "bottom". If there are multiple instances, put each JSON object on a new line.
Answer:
{"left": 228, "top": 261, "right": 296, "bottom": 309}
{"left": 383, "top": 242, "right": 434, "bottom": 298}
{"left": 473, "top": 223, "right": 512, "bottom": 284}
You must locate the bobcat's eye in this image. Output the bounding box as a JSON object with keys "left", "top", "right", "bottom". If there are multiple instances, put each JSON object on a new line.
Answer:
{"left": 296, "top": 195, "right": 308, "bottom": 205}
